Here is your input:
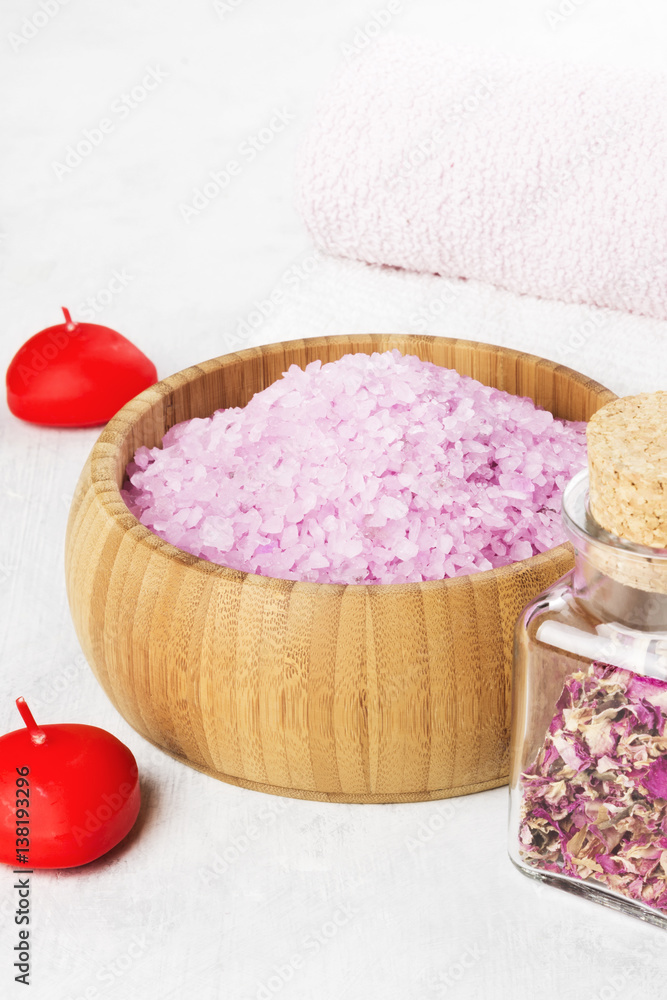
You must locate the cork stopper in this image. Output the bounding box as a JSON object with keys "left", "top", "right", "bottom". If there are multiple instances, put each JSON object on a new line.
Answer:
{"left": 588, "top": 392, "right": 667, "bottom": 547}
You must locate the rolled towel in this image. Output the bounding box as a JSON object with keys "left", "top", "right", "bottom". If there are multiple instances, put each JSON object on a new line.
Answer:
{"left": 297, "top": 36, "right": 667, "bottom": 321}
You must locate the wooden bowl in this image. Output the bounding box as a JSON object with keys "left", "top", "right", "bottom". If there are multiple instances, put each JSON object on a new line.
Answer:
{"left": 65, "top": 334, "right": 615, "bottom": 803}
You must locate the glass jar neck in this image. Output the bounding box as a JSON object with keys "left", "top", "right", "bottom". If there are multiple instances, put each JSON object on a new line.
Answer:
{"left": 563, "top": 471, "right": 667, "bottom": 632}
{"left": 571, "top": 550, "right": 667, "bottom": 630}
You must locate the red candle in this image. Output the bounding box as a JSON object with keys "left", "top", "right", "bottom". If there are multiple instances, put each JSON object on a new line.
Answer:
{"left": 0, "top": 698, "right": 140, "bottom": 869}
{"left": 5, "top": 307, "right": 157, "bottom": 427}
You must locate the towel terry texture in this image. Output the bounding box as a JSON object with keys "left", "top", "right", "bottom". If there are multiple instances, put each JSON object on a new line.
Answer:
{"left": 297, "top": 36, "right": 667, "bottom": 321}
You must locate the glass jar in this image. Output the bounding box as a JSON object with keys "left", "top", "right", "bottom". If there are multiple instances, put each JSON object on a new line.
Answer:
{"left": 509, "top": 468, "right": 667, "bottom": 927}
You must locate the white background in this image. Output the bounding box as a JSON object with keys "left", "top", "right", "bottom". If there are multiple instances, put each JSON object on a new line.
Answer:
{"left": 2, "top": 1, "right": 667, "bottom": 998}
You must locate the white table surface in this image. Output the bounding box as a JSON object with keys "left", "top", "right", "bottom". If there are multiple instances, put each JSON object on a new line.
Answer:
{"left": 2, "top": 2, "right": 667, "bottom": 998}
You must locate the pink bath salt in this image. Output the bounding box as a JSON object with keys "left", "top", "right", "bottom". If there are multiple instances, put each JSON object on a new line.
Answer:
{"left": 121, "top": 350, "right": 588, "bottom": 584}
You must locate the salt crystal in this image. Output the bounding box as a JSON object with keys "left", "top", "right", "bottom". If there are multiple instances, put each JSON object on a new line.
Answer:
{"left": 121, "top": 350, "right": 587, "bottom": 584}
{"left": 378, "top": 496, "right": 409, "bottom": 521}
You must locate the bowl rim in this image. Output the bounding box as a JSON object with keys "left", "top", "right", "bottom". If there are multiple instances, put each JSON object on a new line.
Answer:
{"left": 86, "top": 333, "right": 617, "bottom": 593}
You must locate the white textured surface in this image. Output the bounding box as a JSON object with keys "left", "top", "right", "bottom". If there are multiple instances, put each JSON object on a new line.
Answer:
{"left": 297, "top": 36, "right": 667, "bottom": 320}
{"left": 1, "top": 2, "right": 667, "bottom": 998}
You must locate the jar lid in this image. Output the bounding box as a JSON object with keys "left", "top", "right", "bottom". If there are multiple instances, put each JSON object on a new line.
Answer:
{"left": 587, "top": 392, "right": 667, "bottom": 548}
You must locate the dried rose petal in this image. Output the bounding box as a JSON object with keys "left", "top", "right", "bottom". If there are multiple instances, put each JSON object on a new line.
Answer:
{"left": 519, "top": 661, "right": 667, "bottom": 914}
{"left": 644, "top": 758, "right": 667, "bottom": 801}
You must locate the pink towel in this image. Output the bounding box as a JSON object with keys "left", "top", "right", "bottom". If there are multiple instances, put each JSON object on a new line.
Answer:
{"left": 297, "top": 37, "right": 667, "bottom": 321}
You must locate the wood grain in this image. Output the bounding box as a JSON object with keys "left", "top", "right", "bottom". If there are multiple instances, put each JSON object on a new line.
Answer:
{"left": 65, "top": 334, "right": 616, "bottom": 802}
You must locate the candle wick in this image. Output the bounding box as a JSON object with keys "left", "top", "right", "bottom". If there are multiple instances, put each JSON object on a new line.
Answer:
{"left": 16, "top": 697, "right": 47, "bottom": 745}
{"left": 61, "top": 306, "right": 77, "bottom": 333}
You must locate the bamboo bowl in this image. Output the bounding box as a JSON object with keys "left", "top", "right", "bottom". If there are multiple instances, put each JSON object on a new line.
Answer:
{"left": 65, "top": 334, "right": 615, "bottom": 803}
